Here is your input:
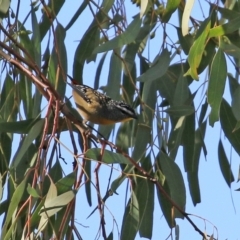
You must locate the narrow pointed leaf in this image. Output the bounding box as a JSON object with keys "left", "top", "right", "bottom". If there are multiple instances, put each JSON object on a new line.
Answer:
{"left": 218, "top": 140, "right": 235, "bottom": 187}
{"left": 158, "top": 152, "right": 186, "bottom": 218}
{"left": 182, "top": 113, "right": 195, "bottom": 172}
{"left": 0, "top": 0, "right": 10, "bottom": 14}
{"left": 168, "top": 116, "right": 186, "bottom": 160}
{"left": 40, "top": 190, "right": 75, "bottom": 217}
{"left": 220, "top": 99, "right": 240, "bottom": 155}
{"left": 65, "top": 0, "right": 88, "bottom": 31}
{"left": 85, "top": 149, "right": 131, "bottom": 164}
{"left": 120, "top": 191, "right": 139, "bottom": 240}
{"left": 173, "top": 75, "right": 190, "bottom": 106}
{"left": 11, "top": 119, "right": 44, "bottom": 169}
{"left": 39, "top": 0, "right": 65, "bottom": 40}
{"left": 164, "top": 105, "right": 194, "bottom": 117}
{"left": 155, "top": 173, "right": 174, "bottom": 228}
{"left": 228, "top": 74, "right": 239, "bottom": 98}
{"left": 220, "top": 36, "right": 240, "bottom": 59}
{"left": 187, "top": 121, "right": 207, "bottom": 205}
{"left": 231, "top": 86, "right": 240, "bottom": 121}
{"left": 31, "top": 7, "right": 41, "bottom": 67}
{"left": 136, "top": 155, "right": 154, "bottom": 238}
{"left": 93, "top": 16, "right": 142, "bottom": 54}
{"left": 162, "top": 0, "right": 181, "bottom": 22}
{"left": 209, "top": 14, "right": 240, "bottom": 38}
{"left": 137, "top": 49, "right": 171, "bottom": 82}
{"left": 27, "top": 183, "right": 40, "bottom": 198}
{"left": 1, "top": 178, "right": 27, "bottom": 238}
{"left": 0, "top": 118, "right": 40, "bottom": 134}
{"left": 185, "top": 18, "right": 211, "bottom": 79}
{"left": 208, "top": 49, "right": 227, "bottom": 126}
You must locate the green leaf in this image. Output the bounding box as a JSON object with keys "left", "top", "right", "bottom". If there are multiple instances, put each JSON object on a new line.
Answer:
{"left": 162, "top": 0, "right": 181, "bottom": 22}
{"left": 155, "top": 172, "right": 174, "bottom": 228}
{"left": 0, "top": 118, "right": 40, "bottom": 134}
{"left": 155, "top": 63, "right": 185, "bottom": 105}
{"left": 176, "top": 27, "right": 194, "bottom": 54}
{"left": 120, "top": 191, "right": 139, "bottom": 240}
{"left": 231, "top": 86, "right": 240, "bottom": 120}
{"left": 168, "top": 116, "right": 186, "bottom": 160}
{"left": 164, "top": 105, "right": 194, "bottom": 117}
{"left": 0, "top": 0, "right": 10, "bottom": 14}
{"left": 73, "top": 26, "right": 100, "bottom": 82}
{"left": 1, "top": 178, "right": 27, "bottom": 238}
{"left": 116, "top": 120, "right": 137, "bottom": 150}
{"left": 19, "top": 24, "right": 35, "bottom": 61}
{"left": 197, "top": 40, "right": 216, "bottom": 75}
{"left": 85, "top": 149, "right": 131, "bottom": 164}
{"left": 142, "top": 81, "right": 157, "bottom": 127}
{"left": 38, "top": 188, "right": 75, "bottom": 234}
{"left": 158, "top": 152, "right": 186, "bottom": 218}
{"left": 40, "top": 190, "right": 75, "bottom": 217}
{"left": 220, "top": 99, "right": 240, "bottom": 155}
{"left": 19, "top": 73, "right": 33, "bottom": 118}
{"left": 110, "top": 174, "right": 127, "bottom": 194}
{"left": 37, "top": 180, "right": 57, "bottom": 232}
{"left": 136, "top": 154, "right": 154, "bottom": 238}
{"left": 182, "top": 113, "right": 195, "bottom": 172}
{"left": 97, "top": 124, "right": 114, "bottom": 140}
{"left": 27, "top": 183, "right": 40, "bottom": 198}
{"left": 198, "top": 99, "right": 208, "bottom": 124}
{"left": 0, "top": 173, "right": 2, "bottom": 200}
{"left": 233, "top": 120, "right": 240, "bottom": 132}
{"left": 208, "top": 49, "right": 227, "bottom": 126}
{"left": 173, "top": 75, "right": 190, "bottom": 106}
{"left": 93, "top": 16, "right": 142, "bottom": 54}
{"left": 132, "top": 124, "right": 151, "bottom": 161}
{"left": 65, "top": 0, "right": 88, "bottom": 31}
{"left": 220, "top": 36, "right": 240, "bottom": 59}
{"left": 123, "top": 22, "right": 153, "bottom": 72}
{"left": 94, "top": 52, "right": 108, "bottom": 89}
{"left": 54, "top": 24, "right": 67, "bottom": 97}
{"left": 72, "top": 0, "right": 114, "bottom": 78}
{"left": 15, "top": 144, "right": 37, "bottom": 183}
{"left": 0, "top": 132, "right": 12, "bottom": 187}
{"left": 105, "top": 49, "right": 122, "bottom": 99}
{"left": 122, "top": 62, "right": 137, "bottom": 106}
{"left": 107, "top": 232, "right": 113, "bottom": 240}
{"left": 185, "top": 18, "right": 211, "bottom": 80}
{"left": 228, "top": 74, "right": 239, "bottom": 98}
{"left": 218, "top": 140, "right": 235, "bottom": 187}
{"left": 137, "top": 49, "right": 171, "bottom": 82}
{"left": 32, "top": 87, "right": 42, "bottom": 119}
{"left": 187, "top": 121, "right": 207, "bottom": 206}
{"left": 31, "top": 6, "right": 41, "bottom": 67}
{"left": 39, "top": 0, "right": 65, "bottom": 40}
{"left": 55, "top": 172, "right": 76, "bottom": 195}
{"left": 11, "top": 119, "right": 44, "bottom": 169}
{"left": 215, "top": 4, "right": 240, "bottom": 20}
{"left": 85, "top": 159, "right": 92, "bottom": 206}
{"left": 209, "top": 14, "right": 240, "bottom": 38}
{"left": 0, "top": 74, "right": 17, "bottom": 121}
{"left": 49, "top": 160, "right": 63, "bottom": 184}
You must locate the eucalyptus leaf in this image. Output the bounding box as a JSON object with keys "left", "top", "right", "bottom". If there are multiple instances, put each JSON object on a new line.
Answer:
{"left": 85, "top": 149, "right": 131, "bottom": 164}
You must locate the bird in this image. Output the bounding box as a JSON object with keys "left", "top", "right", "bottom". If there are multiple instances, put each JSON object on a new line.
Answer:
{"left": 67, "top": 75, "right": 137, "bottom": 125}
